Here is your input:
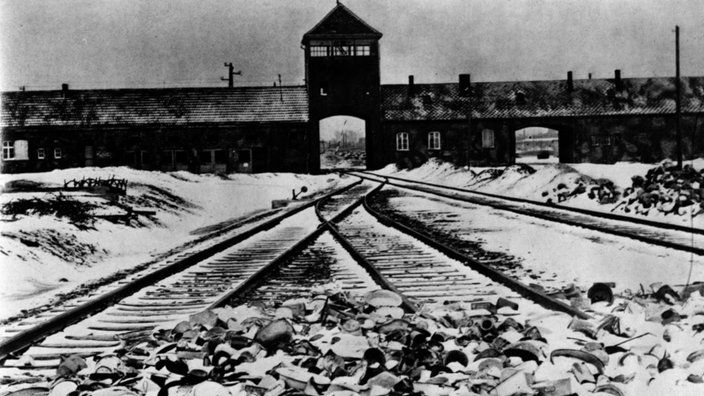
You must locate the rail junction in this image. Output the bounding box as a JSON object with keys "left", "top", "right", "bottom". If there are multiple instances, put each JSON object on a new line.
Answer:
{"left": 0, "top": 174, "right": 701, "bottom": 394}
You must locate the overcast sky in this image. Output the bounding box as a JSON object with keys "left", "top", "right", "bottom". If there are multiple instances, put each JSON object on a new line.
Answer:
{"left": 1, "top": 0, "right": 702, "bottom": 91}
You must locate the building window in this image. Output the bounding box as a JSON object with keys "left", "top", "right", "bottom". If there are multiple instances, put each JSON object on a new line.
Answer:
{"left": 591, "top": 135, "right": 613, "bottom": 147}
{"left": 310, "top": 46, "right": 328, "bottom": 57}
{"left": 428, "top": 131, "right": 441, "bottom": 150}
{"left": 37, "top": 148, "right": 45, "bottom": 160}
{"left": 482, "top": 129, "right": 495, "bottom": 149}
{"left": 2, "top": 140, "right": 29, "bottom": 160}
{"left": 54, "top": 148, "right": 63, "bottom": 159}
{"left": 2, "top": 141, "right": 15, "bottom": 160}
{"left": 320, "top": 82, "right": 328, "bottom": 96}
{"left": 332, "top": 45, "right": 352, "bottom": 56}
{"left": 355, "top": 45, "right": 370, "bottom": 56}
{"left": 312, "top": 44, "right": 369, "bottom": 57}
{"left": 396, "top": 132, "right": 409, "bottom": 151}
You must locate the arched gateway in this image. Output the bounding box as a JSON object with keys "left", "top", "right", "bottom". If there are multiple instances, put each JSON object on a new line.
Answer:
{"left": 301, "top": 4, "right": 383, "bottom": 173}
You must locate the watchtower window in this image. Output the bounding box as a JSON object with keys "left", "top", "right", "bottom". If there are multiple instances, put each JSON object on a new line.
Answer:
{"left": 311, "top": 46, "right": 328, "bottom": 57}
{"left": 428, "top": 131, "right": 441, "bottom": 150}
{"left": 396, "top": 132, "right": 409, "bottom": 151}
{"left": 310, "top": 44, "right": 370, "bottom": 57}
{"left": 355, "top": 45, "right": 370, "bottom": 56}
{"left": 332, "top": 45, "right": 352, "bottom": 56}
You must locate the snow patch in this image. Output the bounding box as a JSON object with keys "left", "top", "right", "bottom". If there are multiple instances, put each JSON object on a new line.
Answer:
{"left": 0, "top": 167, "right": 346, "bottom": 319}
{"left": 377, "top": 158, "right": 704, "bottom": 229}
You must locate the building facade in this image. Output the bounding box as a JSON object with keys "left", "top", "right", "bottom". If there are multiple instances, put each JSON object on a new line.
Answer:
{"left": 2, "top": 3, "right": 703, "bottom": 174}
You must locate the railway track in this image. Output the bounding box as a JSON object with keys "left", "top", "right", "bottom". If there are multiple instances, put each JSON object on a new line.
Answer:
{"left": 0, "top": 178, "right": 589, "bottom": 381}
{"left": 352, "top": 170, "right": 704, "bottom": 256}
{"left": 229, "top": 232, "right": 378, "bottom": 307}
{"left": 0, "top": 181, "right": 365, "bottom": 371}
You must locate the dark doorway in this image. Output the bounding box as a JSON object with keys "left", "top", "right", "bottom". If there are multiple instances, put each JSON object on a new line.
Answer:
{"left": 237, "top": 149, "right": 252, "bottom": 173}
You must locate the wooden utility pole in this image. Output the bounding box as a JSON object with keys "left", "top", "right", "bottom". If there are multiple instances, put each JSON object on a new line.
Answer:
{"left": 675, "top": 26, "right": 683, "bottom": 170}
{"left": 221, "top": 63, "right": 242, "bottom": 88}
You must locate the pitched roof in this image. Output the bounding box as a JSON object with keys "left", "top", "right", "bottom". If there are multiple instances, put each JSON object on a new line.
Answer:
{"left": 381, "top": 77, "right": 704, "bottom": 121}
{"left": 303, "top": 3, "right": 382, "bottom": 40}
{"left": 1, "top": 86, "right": 309, "bottom": 128}
{"left": 3, "top": 77, "right": 703, "bottom": 128}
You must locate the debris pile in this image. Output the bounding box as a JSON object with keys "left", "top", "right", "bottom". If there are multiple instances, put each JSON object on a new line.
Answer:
{"left": 541, "top": 176, "right": 617, "bottom": 205}
{"left": 0, "top": 193, "right": 98, "bottom": 229}
{"left": 613, "top": 163, "right": 704, "bottom": 218}
{"left": 5, "top": 283, "right": 704, "bottom": 396}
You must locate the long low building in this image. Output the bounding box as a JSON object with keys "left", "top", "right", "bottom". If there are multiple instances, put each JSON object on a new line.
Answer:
{"left": 2, "top": 3, "right": 703, "bottom": 174}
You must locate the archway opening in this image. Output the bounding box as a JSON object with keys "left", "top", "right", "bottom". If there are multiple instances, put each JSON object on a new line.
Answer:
{"left": 514, "top": 127, "right": 560, "bottom": 164}
{"left": 319, "top": 115, "right": 366, "bottom": 170}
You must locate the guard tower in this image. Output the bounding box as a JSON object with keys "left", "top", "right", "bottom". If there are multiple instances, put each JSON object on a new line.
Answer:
{"left": 302, "top": 3, "right": 383, "bottom": 172}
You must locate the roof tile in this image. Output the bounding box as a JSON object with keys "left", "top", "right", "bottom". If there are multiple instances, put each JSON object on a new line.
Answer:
{"left": 381, "top": 77, "right": 704, "bottom": 121}
{"left": 1, "top": 86, "right": 309, "bottom": 128}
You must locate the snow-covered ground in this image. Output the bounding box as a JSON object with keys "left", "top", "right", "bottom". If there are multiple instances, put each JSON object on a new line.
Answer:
{"left": 389, "top": 193, "right": 703, "bottom": 293}
{"left": 376, "top": 158, "right": 704, "bottom": 229}
{"left": 374, "top": 157, "right": 703, "bottom": 295}
{"left": 0, "top": 167, "right": 347, "bottom": 320}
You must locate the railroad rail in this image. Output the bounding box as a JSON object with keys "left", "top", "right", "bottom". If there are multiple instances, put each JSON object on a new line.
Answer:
{"left": 0, "top": 178, "right": 590, "bottom": 377}
{"left": 331, "top": 190, "right": 587, "bottom": 319}
{"left": 0, "top": 180, "right": 363, "bottom": 365}
{"left": 352, "top": 170, "right": 704, "bottom": 256}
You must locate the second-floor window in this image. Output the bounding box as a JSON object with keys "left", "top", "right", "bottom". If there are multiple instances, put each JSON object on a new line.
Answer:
{"left": 355, "top": 45, "right": 370, "bottom": 56}
{"left": 428, "top": 131, "right": 441, "bottom": 150}
{"left": 332, "top": 45, "right": 352, "bottom": 56}
{"left": 310, "top": 46, "right": 328, "bottom": 57}
{"left": 54, "top": 147, "right": 63, "bottom": 159}
{"left": 396, "top": 132, "right": 409, "bottom": 151}
{"left": 37, "top": 148, "right": 45, "bottom": 159}
{"left": 309, "top": 44, "right": 371, "bottom": 57}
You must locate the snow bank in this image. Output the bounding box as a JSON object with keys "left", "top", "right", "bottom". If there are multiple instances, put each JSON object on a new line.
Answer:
{"left": 377, "top": 158, "right": 704, "bottom": 229}
{"left": 0, "top": 167, "right": 346, "bottom": 319}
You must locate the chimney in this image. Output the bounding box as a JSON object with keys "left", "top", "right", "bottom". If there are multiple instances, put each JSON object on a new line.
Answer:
{"left": 614, "top": 69, "right": 622, "bottom": 90}
{"left": 567, "top": 71, "right": 574, "bottom": 92}
{"left": 408, "top": 75, "right": 415, "bottom": 96}
{"left": 61, "top": 83, "right": 69, "bottom": 98}
{"left": 588, "top": 73, "right": 592, "bottom": 80}
{"left": 459, "top": 74, "right": 471, "bottom": 97}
